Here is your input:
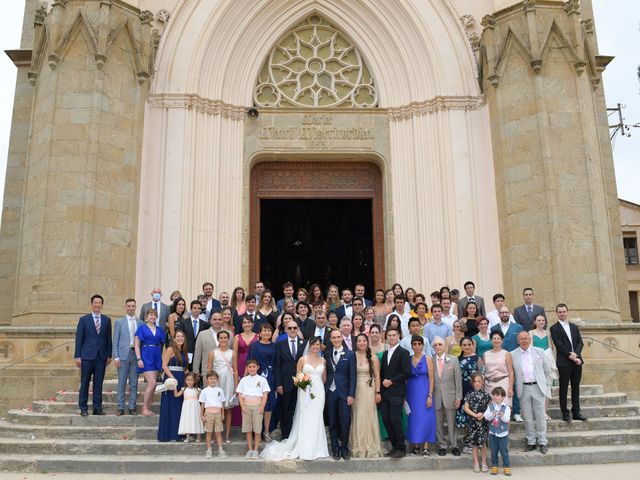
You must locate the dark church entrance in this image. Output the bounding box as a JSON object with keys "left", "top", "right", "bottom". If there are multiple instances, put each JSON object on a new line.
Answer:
{"left": 260, "top": 199, "right": 374, "bottom": 294}
{"left": 249, "top": 160, "right": 385, "bottom": 292}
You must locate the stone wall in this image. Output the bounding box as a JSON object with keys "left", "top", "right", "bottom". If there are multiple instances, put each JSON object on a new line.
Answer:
{"left": 1, "top": 1, "right": 154, "bottom": 325}
{"left": 481, "top": 0, "right": 630, "bottom": 322}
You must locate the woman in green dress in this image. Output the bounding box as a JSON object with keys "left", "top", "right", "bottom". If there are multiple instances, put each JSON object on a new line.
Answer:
{"left": 472, "top": 317, "right": 492, "bottom": 359}
{"left": 529, "top": 314, "right": 556, "bottom": 420}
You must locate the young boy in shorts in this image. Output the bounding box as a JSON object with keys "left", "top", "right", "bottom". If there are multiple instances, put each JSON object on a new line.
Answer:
{"left": 236, "top": 359, "right": 271, "bottom": 458}
{"left": 199, "top": 370, "right": 227, "bottom": 459}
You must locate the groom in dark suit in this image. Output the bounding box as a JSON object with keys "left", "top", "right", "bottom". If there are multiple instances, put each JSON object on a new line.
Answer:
{"left": 326, "top": 329, "right": 356, "bottom": 460}
{"left": 550, "top": 303, "right": 587, "bottom": 422}
{"left": 74, "top": 294, "right": 112, "bottom": 416}
{"left": 380, "top": 328, "right": 411, "bottom": 458}
{"left": 274, "top": 319, "right": 306, "bottom": 439}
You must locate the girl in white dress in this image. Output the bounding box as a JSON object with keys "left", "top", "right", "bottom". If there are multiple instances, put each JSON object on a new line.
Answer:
{"left": 261, "top": 337, "right": 330, "bottom": 461}
{"left": 176, "top": 372, "right": 204, "bottom": 441}
{"left": 207, "top": 330, "right": 238, "bottom": 444}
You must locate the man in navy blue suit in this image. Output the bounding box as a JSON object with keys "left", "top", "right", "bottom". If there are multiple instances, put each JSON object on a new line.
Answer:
{"left": 274, "top": 319, "right": 306, "bottom": 439}
{"left": 74, "top": 294, "right": 112, "bottom": 416}
{"left": 325, "top": 329, "right": 356, "bottom": 460}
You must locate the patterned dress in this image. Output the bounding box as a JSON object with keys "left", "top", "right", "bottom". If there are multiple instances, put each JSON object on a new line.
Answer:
{"left": 456, "top": 354, "right": 480, "bottom": 428}
{"left": 463, "top": 389, "right": 491, "bottom": 447}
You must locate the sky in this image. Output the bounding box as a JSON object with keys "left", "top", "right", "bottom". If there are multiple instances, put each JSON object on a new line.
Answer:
{"left": 0, "top": 0, "right": 638, "bottom": 228}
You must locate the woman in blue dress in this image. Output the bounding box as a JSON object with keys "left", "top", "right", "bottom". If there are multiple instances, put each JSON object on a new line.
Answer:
{"left": 456, "top": 337, "right": 483, "bottom": 444}
{"left": 248, "top": 322, "right": 277, "bottom": 441}
{"left": 134, "top": 309, "right": 166, "bottom": 417}
{"left": 157, "top": 330, "right": 188, "bottom": 441}
{"left": 406, "top": 335, "right": 437, "bottom": 456}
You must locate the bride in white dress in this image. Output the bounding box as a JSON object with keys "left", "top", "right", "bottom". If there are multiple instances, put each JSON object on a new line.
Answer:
{"left": 261, "top": 337, "right": 329, "bottom": 461}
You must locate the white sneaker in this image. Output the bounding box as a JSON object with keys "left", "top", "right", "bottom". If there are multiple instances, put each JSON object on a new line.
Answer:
{"left": 245, "top": 450, "right": 253, "bottom": 459}
{"left": 513, "top": 414, "right": 524, "bottom": 422}
{"left": 205, "top": 448, "right": 212, "bottom": 459}
{"left": 251, "top": 450, "right": 259, "bottom": 459}
{"left": 218, "top": 449, "right": 228, "bottom": 459}
{"left": 155, "top": 384, "right": 167, "bottom": 394}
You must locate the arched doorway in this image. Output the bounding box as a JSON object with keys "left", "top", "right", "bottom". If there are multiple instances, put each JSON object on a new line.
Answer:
{"left": 249, "top": 161, "right": 384, "bottom": 292}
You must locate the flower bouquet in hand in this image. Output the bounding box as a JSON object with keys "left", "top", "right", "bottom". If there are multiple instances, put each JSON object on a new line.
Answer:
{"left": 293, "top": 371, "right": 315, "bottom": 399}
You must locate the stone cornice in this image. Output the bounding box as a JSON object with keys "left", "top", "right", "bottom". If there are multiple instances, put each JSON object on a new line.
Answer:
{"left": 387, "top": 95, "right": 485, "bottom": 120}
{"left": 148, "top": 94, "right": 485, "bottom": 121}
{"left": 147, "top": 94, "right": 247, "bottom": 121}
{"left": 5, "top": 49, "right": 32, "bottom": 67}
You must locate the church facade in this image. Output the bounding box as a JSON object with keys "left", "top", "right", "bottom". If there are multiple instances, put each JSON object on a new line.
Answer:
{"left": 0, "top": 0, "right": 638, "bottom": 410}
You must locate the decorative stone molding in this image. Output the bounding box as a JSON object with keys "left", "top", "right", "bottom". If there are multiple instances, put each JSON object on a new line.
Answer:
{"left": 155, "top": 9, "right": 170, "bottom": 25}
{"left": 480, "top": 0, "right": 602, "bottom": 89}
{"left": 147, "top": 94, "right": 246, "bottom": 120}
{"left": 139, "top": 10, "right": 154, "bottom": 25}
{"left": 564, "top": 0, "right": 581, "bottom": 16}
{"left": 34, "top": 5, "right": 47, "bottom": 25}
{"left": 28, "top": 1, "right": 154, "bottom": 85}
{"left": 387, "top": 95, "right": 485, "bottom": 121}
{"left": 253, "top": 14, "right": 378, "bottom": 109}
{"left": 460, "top": 14, "right": 481, "bottom": 51}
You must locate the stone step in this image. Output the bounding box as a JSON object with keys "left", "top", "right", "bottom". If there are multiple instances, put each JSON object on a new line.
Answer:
{"left": 0, "top": 420, "right": 159, "bottom": 440}
{"left": 547, "top": 403, "right": 640, "bottom": 419}
{"left": 0, "top": 429, "right": 636, "bottom": 456}
{"left": 35, "top": 392, "right": 629, "bottom": 415}
{"left": 549, "top": 385, "right": 604, "bottom": 396}
{"left": 60, "top": 383, "right": 608, "bottom": 401}
{"left": 31, "top": 400, "right": 163, "bottom": 414}
{"left": 6, "top": 410, "right": 160, "bottom": 427}
{"left": 548, "top": 393, "right": 627, "bottom": 407}
{"left": 0, "top": 444, "right": 639, "bottom": 473}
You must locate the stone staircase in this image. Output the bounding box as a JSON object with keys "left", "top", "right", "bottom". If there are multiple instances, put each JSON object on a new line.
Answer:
{"left": 0, "top": 381, "right": 639, "bottom": 473}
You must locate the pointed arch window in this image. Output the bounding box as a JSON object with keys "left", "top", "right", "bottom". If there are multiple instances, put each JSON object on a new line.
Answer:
{"left": 254, "top": 14, "right": 378, "bottom": 108}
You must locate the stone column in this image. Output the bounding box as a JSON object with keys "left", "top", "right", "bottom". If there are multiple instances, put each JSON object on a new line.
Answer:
{"left": 481, "top": 0, "right": 630, "bottom": 321}
{"left": 7, "top": 0, "right": 154, "bottom": 324}
{"left": 0, "top": 1, "right": 41, "bottom": 324}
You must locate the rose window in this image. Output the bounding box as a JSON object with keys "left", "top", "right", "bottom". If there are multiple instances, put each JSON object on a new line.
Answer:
{"left": 254, "top": 15, "right": 378, "bottom": 108}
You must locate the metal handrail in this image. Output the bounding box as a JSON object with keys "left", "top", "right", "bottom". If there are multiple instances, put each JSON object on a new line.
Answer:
{"left": 584, "top": 336, "right": 640, "bottom": 361}
{"left": 0, "top": 341, "right": 73, "bottom": 372}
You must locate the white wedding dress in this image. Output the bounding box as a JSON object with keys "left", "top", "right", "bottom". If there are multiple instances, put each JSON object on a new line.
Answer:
{"left": 261, "top": 360, "right": 329, "bottom": 461}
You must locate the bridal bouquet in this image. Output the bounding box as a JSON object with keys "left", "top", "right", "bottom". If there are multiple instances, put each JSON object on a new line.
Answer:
{"left": 293, "top": 371, "right": 315, "bottom": 399}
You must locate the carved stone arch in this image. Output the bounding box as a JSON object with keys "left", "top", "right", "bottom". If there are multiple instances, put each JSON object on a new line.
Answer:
{"left": 538, "top": 19, "right": 581, "bottom": 72}
{"left": 152, "top": 0, "right": 480, "bottom": 106}
{"left": 49, "top": 11, "right": 98, "bottom": 69}
{"left": 491, "top": 27, "right": 533, "bottom": 86}
{"left": 104, "top": 19, "right": 148, "bottom": 82}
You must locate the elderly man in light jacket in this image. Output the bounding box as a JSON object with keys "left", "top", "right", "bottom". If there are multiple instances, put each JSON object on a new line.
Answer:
{"left": 511, "top": 330, "right": 552, "bottom": 454}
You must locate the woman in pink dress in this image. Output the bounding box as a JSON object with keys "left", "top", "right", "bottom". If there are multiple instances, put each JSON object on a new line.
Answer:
{"left": 483, "top": 330, "right": 514, "bottom": 406}
{"left": 231, "top": 287, "right": 247, "bottom": 316}
{"left": 232, "top": 315, "right": 259, "bottom": 427}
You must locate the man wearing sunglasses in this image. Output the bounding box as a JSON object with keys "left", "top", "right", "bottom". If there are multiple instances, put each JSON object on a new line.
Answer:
{"left": 274, "top": 320, "right": 307, "bottom": 439}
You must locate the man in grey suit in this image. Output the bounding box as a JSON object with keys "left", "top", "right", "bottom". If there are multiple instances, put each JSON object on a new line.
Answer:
{"left": 511, "top": 331, "right": 551, "bottom": 454}
{"left": 112, "top": 298, "right": 143, "bottom": 415}
{"left": 192, "top": 311, "right": 223, "bottom": 378}
{"left": 432, "top": 336, "right": 462, "bottom": 456}
{"left": 139, "top": 287, "right": 170, "bottom": 334}
{"left": 513, "top": 288, "right": 546, "bottom": 332}
{"left": 457, "top": 281, "right": 486, "bottom": 317}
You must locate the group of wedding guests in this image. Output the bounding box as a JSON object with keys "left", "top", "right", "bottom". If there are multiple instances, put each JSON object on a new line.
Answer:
{"left": 74, "top": 281, "right": 586, "bottom": 472}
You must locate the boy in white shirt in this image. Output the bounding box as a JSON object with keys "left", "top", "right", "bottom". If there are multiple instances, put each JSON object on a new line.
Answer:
{"left": 199, "top": 370, "right": 227, "bottom": 459}
{"left": 484, "top": 386, "right": 511, "bottom": 476}
{"left": 236, "top": 359, "right": 271, "bottom": 459}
